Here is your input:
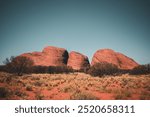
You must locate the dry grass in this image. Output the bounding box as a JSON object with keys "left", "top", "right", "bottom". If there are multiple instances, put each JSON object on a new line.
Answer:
{"left": 70, "top": 91, "right": 99, "bottom": 100}
{"left": 35, "top": 92, "right": 44, "bottom": 100}
{"left": 113, "top": 89, "right": 132, "bottom": 99}
{"left": 140, "top": 91, "right": 150, "bottom": 100}
{"left": 0, "top": 72, "right": 150, "bottom": 100}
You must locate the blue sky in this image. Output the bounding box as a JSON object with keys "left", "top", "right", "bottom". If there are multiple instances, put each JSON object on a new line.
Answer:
{"left": 0, "top": 0, "right": 150, "bottom": 64}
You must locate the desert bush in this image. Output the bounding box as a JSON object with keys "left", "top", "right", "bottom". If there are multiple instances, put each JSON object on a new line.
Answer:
{"left": 0, "top": 87, "right": 10, "bottom": 98}
{"left": 4, "top": 56, "right": 34, "bottom": 76}
{"left": 79, "top": 66, "right": 90, "bottom": 73}
{"left": 0, "top": 65, "right": 7, "bottom": 72}
{"left": 31, "top": 65, "right": 73, "bottom": 74}
{"left": 0, "top": 75, "right": 12, "bottom": 83}
{"left": 32, "top": 66, "right": 49, "bottom": 73}
{"left": 71, "top": 91, "right": 98, "bottom": 100}
{"left": 34, "top": 81, "right": 43, "bottom": 86}
{"left": 88, "top": 62, "right": 119, "bottom": 77}
{"left": 26, "top": 85, "right": 33, "bottom": 91}
{"left": 130, "top": 64, "right": 150, "bottom": 75}
{"left": 113, "top": 89, "right": 132, "bottom": 100}
{"left": 48, "top": 66, "right": 73, "bottom": 74}
{"left": 14, "top": 89, "right": 27, "bottom": 97}
{"left": 61, "top": 85, "right": 76, "bottom": 93}
{"left": 124, "top": 91, "right": 132, "bottom": 98}
{"left": 35, "top": 92, "right": 44, "bottom": 100}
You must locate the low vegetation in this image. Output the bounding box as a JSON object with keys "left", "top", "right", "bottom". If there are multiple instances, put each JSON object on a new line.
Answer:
{"left": 1, "top": 56, "right": 150, "bottom": 77}
{"left": 70, "top": 91, "right": 98, "bottom": 100}
{"left": 3, "top": 56, "right": 34, "bottom": 76}
{"left": 0, "top": 56, "right": 150, "bottom": 100}
{"left": 0, "top": 72, "right": 150, "bottom": 100}
{"left": 0, "top": 56, "right": 73, "bottom": 75}
{"left": 88, "top": 62, "right": 119, "bottom": 77}
{"left": 0, "top": 87, "right": 10, "bottom": 98}
{"left": 32, "top": 65, "right": 73, "bottom": 74}
{"left": 130, "top": 64, "right": 150, "bottom": 75}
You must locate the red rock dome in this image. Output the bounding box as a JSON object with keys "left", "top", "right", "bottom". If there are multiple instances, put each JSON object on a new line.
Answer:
{"left": 91, "top": 49, "right": 139, "bottom": 69}
{"left": 67, "top": 51, "right": 90, "bottom": 70}
{"left": 21, "top": 46, "right": 68, "bottom": 66}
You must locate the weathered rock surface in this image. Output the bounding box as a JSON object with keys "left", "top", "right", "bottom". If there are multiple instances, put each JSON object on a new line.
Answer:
{"left": 91, "top": 49, "right": 139, "bottom": 69}
{"left": 21, "top": 46, "right": 68, "bottom": 66}
{"left": 67, "top": 51, "right": 90, "bottom": 70}
{"left": 20, "top": 46, "right": 139, "bottom": 70}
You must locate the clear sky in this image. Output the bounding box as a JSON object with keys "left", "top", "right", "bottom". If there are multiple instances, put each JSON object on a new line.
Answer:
{"left": 0, "top": 0, "right": 150, "bottom": 65}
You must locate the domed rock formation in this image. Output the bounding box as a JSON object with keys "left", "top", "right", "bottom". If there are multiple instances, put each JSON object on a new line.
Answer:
{"left": 20, "top": 46, "right": 138, "bottom": 70}
{"left": 67, "top": 51, "right": 90, "bottom": 70}
{"left": 21, "top": 46, "right": 68, "bottom": 66}
{"left": 91, "top": 49, "right": 139, "bottom": 69}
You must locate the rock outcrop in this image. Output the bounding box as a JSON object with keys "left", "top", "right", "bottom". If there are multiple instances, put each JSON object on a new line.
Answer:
{"left": 91, "top": 49, "right": 139, "bottom": 69}
{"left": 21, "top": 46, "right": 68, "bottom": 66}
{"left": 67, "top": 51, "right": 90, "bottom": 70}
{"left": 20, "top": 46, "right": 139, "bottom": 70}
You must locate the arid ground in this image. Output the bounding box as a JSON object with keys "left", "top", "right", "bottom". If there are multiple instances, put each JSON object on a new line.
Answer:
{"left": 0, "top": 72, "right": 150, "bottom": 100}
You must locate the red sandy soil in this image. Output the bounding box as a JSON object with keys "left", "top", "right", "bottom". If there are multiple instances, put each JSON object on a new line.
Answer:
{"left": 0, "top": 72, "right": 150, "bottom": 100}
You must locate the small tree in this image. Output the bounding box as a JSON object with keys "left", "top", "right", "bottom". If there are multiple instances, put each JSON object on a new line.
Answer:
{"left": 4, "top": 56, "right": 33, "bottom": 76}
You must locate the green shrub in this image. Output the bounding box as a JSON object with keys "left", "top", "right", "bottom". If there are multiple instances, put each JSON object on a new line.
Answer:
{"left": 48, "top": 66, "right": 73, "bottom": 74}
{"left": 0, "top": 65, "right": 6, "bottom": 72}
{"left": 0, "top": 87, "right": 9, "bottom": 98}
{"left": 31, "top": 65, "right": 73, "bottom": 74}
{"left": 130, "top": 64, "right": 150, "bottom": 75}
{"left": 32, "top": 66, "right": 49, "bottom": 73}
{"left": 88, "top": 62, "right": 119, "bottom": 77}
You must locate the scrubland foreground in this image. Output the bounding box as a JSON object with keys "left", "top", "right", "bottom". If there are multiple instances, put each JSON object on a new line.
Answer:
{"left": 0, "top": 72, "right": 150, "bottom": 100}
